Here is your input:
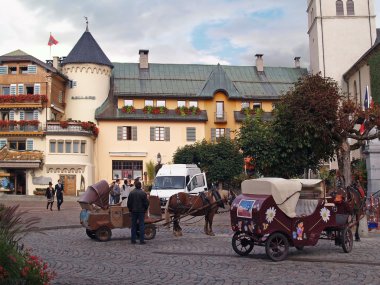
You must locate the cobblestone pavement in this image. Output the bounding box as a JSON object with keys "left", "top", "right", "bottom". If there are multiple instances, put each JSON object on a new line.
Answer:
{"left": 2, "top": 196, "right": 380, "bottom": 285}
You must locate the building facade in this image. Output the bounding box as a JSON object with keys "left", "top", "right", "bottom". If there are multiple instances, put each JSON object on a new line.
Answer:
{"left": 95, "top": 51, "right": 307, "bottom": 182}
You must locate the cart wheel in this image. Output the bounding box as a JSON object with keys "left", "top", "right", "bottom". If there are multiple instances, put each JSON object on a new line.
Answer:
{"left": 232, "top": 232, "right": 254, "bottom": 256}
{"left": 86, "top": 229, "right": 96, "bottom": 239}
{"left": 265, "top": 232, "right": 289, "bottom": 262}
{"left": 295, "top": 245, "right": 304, "bottom": 251}
{"left": 341, "top": 227, "right": 353, "bottom": 253}
{"left": 95, "top": 227, "right": 112, "bottom": 242}
{"left": 144, "top": 225, "right": 157, "bottom": 240}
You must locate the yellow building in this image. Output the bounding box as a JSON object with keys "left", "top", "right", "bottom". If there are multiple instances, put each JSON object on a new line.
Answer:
{"left": 95, "top": 51, "right": 307, "bottom": 182}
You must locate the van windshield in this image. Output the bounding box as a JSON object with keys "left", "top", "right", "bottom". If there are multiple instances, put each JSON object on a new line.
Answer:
{"left": 153, "top": 176, "right": 185, "bottom": 190}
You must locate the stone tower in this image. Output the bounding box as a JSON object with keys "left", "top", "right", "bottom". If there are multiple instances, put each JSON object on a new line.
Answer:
{"left": 307, "top": 0, "right": 376, "bottom": 88}
{"left": 62, "top": 26, "right": 113, "bottom": 122}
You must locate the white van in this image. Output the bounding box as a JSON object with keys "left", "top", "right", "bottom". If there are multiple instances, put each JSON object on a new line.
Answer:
{"left": 150, "top": 164, "right": 208, "bottom": 207}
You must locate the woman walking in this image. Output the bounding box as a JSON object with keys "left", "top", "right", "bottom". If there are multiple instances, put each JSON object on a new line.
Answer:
{"left": 45, "top": 181, "right": 55, "bottom": 211}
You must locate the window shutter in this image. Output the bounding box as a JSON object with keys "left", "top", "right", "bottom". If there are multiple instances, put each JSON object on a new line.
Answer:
{"left": 132, "top": 126, "right": 137, "bottom": 141}
{"left": 20, "top": 111, "right": 25, "bottom": 120}
{"left": 33, "top": 110, "right": 39, "bottom": 120}
{"left": 117, "top": 126, "right": 123, "bottom": 140}
{"left": 26, "top": 139, "right": 34, "bottom": 150}
{"left": 27, "top": 65, "right": 37, "bottom": 74}
{"left": 186, "top": 127, "right": 196, "bottom": 142}
{"left": 164, "top": 127, "right": 170, "bottom": 141}
{"left": 0, "top": 139, "right": 7, "bottom": 148}
{"left": 18, "top": 84, "right": 24, "bottom": 95}
{"left": 34, "top": 84, "right": 41, "bottom": 94}
{"left": 10, "top": 84, "right": 17, "bottom": 95}
{"left": 0, "top": 66, "right": 8, "bottom": 75}
{"left": 150, "top": 127, "right": 155, "bottom": 141}
{"left": 9, "top": 111, "right": 15, "bottom": 120}
{"left": 211, "top": 128, "right": 216, "bottom": 141}
{"left": 225, "top": 128, "right": 231, "bottom": 138}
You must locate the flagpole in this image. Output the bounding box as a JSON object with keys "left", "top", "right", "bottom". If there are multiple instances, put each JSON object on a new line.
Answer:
{"left": 49, "top": 32, "right": 52, "bottom": 59}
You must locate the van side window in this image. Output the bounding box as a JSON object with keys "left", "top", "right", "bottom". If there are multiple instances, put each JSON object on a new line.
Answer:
{"left": 186, "top": 175, "right": 190, "bottom": 185}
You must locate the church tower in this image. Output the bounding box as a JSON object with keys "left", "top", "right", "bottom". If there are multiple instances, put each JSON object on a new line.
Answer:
{"left": 307, "top": 0, "right": 376, "bottom": 88}
{"left": 62, "top": 24, "right": 113, "bottom": 122}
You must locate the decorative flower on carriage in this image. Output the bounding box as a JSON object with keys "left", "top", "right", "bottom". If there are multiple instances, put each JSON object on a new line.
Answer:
{"left": 320, "top": 207, "right": 331, "bottom": 223}
{"left": 265, "top": 207, "right": 276, "bottom": 223}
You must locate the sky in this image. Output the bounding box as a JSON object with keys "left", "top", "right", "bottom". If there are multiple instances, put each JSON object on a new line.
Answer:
{"left": 1, "top": 0, "right": 380, "bottom": 69}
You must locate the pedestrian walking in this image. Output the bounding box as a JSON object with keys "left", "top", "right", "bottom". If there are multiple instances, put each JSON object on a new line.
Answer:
{"left": 45, "top": 182, "right": 55, "bottom": 211}
{"left": 55, "top": 179, "right": 64, "bottom": 211}
{"left": 113, "top": 179, "right": 121, "bottom": 204}
{"left": 127, "top": 181, "right": 149, "bottom": 244}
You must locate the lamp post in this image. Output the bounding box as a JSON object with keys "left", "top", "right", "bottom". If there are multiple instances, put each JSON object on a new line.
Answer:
{"left": 155, "top": 153, "right": 162, "bottom": 174}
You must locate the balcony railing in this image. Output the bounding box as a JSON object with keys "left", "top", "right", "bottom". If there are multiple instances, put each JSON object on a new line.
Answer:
{"left": 0, "top": 122, "right": 43, "bottom": 133}
{"left": 45, "top": 122, "right": 97, "bottom": 136}
{"left": 214, "top": 112, "right": 227, "bottom": 123}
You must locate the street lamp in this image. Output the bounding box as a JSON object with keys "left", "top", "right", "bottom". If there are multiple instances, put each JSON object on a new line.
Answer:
{"left": 157, "top": 153, "right": 162, "bottom": 164}
{"left": 155, "top": 153, "right": 162, "bottom": 175}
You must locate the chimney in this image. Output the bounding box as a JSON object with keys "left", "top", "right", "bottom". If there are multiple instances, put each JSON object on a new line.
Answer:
{"left": 139, "top": 49, "right": 149, "bottom": 69}
{"left": 53, "top": 56, "right": 59, "bottom": 69}
{"left": 255, "top": 54, "right": 264, "bottom": 72}
{"left": 294, "top": 57, "right": 301, "bottom": 68}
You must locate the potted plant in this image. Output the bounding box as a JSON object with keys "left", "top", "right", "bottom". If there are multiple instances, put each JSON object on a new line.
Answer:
{"left": 121, "top": 105, "right": 136, "bottom": 114}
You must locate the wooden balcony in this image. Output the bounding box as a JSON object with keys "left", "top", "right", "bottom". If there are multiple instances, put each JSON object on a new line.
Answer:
{"left": 0, "top": 95, "right": 47, "bottom": 109}
{"left": 0, "top": 122, "right": 44, "bottom": 137}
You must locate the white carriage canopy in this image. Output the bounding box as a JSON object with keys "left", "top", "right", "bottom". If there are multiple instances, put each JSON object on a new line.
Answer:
{"left": 241, "top": 178, "right": 324, "bottom": 218}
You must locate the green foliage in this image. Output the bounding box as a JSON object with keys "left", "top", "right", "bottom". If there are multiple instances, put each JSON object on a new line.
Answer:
{"left": 0, "top": 204, "right": 55, "bottom": 284}
{"left": 369, "top": 52, "right": 380, "bottom": 104}
{"left": 173, "top": 137, "right": 244, "bottom": 185}
{"left": 237, "top": 74, "right": 341, "bottom": 178}
{"left": 145, "top": 160, "right": 156, "bottom": 185}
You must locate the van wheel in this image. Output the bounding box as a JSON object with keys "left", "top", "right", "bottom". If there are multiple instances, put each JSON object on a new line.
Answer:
{"left": 96, "top": 227, "right": 112, "bottom": 242}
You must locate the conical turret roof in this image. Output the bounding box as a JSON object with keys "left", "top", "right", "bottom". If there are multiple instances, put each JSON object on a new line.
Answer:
{"left": 62, "top": 30, "right": 113, "bottom": 68}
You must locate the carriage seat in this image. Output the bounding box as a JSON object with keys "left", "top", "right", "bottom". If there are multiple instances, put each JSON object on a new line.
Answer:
{"left": 295, "top": 199, "right": 319, "bottom": 217}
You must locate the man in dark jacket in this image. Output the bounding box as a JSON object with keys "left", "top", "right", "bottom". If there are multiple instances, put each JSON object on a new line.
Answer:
{"left": 127, "top": 181, "right": 149, "bottom": 244}
{"left": 55, "top": 179, "right": 64, "bottom": 211}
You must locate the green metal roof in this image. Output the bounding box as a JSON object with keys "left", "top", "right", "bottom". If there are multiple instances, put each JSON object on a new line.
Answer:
{"left": 112, "top": 62, "right": 307, "bottom": 100}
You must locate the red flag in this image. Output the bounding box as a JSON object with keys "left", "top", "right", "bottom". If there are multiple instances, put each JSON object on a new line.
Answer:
{"left": 48, "top": 34, "right": 58, "bottom": 46}
{"left": 359, "top": 120, "right": 365, "bottom": 135}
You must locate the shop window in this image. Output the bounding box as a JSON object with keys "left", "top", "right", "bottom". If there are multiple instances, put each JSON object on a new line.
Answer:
{"left": 112, "top": 160, "right": 143, "bottom": 180}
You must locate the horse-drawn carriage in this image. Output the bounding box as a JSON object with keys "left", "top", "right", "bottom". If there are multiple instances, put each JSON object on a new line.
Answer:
{"left": 78, "top": 180, "right": 162, "bottom": 242}
{"left": 230, "top": 178, "right": 359, "bottom": 261}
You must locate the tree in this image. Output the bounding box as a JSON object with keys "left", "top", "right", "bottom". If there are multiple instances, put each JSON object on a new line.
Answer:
{"left": 173, "top": 138, "right": 244, "bottom": 186}
{"left": 237, "top": 73, "right": 380, "bottom": 185}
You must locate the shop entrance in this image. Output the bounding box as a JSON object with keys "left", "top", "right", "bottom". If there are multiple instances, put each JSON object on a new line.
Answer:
{"left": 59, "top": 174, "right": 76, "bottom": 196}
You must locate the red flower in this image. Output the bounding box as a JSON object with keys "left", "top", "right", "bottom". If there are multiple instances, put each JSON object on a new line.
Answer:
{"left": 60, "top": 121, "right": 69, "bottom": 128}
{"left": 8, "top": 255, "right": 17, "bottom": 263}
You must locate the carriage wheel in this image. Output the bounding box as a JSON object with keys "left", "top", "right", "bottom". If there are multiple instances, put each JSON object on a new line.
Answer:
{"left": 144, "top": 225, "right": 157, "bottom": 240}
{"left": 341, "top": 227, "right": 353, "bottom": 253}
{"left": 232, "top": 232, "right": 254, "bottom": 256}
{"left": 95, "top": 227, "right": 112, "bottom": 242}
{"left": 265, "top": 233, "right": 289, "bottom": 262}
{"left": 86, "top": 229, "right": 96, "bottom": 239}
